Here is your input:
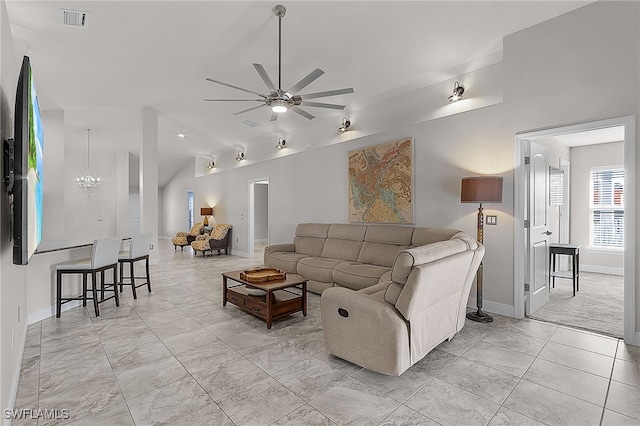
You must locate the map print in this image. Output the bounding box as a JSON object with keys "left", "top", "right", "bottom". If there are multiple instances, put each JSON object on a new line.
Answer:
{"left": 348, "top": 138, "right": 413, "bottom": 223}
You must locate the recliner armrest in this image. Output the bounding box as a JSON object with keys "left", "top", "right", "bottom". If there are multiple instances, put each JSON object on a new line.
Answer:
{"left": 263, "top": 243, "right": 296, "bottom": 266}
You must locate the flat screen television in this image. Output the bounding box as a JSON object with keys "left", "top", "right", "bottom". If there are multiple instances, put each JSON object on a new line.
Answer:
{"left": 3, "top": 56, "right": 44, "bottom": 265}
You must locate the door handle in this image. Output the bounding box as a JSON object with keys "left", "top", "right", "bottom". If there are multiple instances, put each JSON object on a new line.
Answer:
{"left": 543, "top": 231, "right": 552, "bottom": 235}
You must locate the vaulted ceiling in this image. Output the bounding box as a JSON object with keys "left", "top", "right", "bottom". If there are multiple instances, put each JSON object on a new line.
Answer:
{"left": 5, "top": 1, "right": 591, "bottom": 186}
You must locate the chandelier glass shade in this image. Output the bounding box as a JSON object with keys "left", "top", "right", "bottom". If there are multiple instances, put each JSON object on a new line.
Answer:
{"left": 76, "top": 129, "right": 101, "bottom": 193}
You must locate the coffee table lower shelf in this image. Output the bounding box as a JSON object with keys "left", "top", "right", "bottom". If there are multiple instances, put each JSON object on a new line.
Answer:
{"left": 222, "top": 271, "right": 307, "bottom": 328}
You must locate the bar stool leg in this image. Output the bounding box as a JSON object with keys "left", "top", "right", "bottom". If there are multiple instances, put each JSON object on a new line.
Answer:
{"left": 82, "top": 273, "right": 88, "bottom": 307}
{"left": 145, "top": 256, "right": 151, "bottom": 293}
{"left": 130, "top": 260, "right": 138, "bottom": 300}
{"left": 113, "top": 264, "right": 120, "bottom": 307}
{"left": 119, "top": 260, "right": 124, "bottom": 293}
{"left": 91, "top": 271, "right": 100, "bottom": 317}
{"left": 56, "top": 271, "right": 63, "bottom": 318}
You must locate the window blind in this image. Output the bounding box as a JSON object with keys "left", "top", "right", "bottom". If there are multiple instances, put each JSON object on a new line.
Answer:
{"left": 590, "top": 167, "right": 624, "bottom": 248}
{"left": 549, "top": 166, "right": 564, "bottom": 206}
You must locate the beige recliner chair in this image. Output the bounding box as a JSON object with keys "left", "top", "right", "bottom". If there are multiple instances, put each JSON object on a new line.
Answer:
{"left": 321, "top": 235, "right": 484, "bottom": 376}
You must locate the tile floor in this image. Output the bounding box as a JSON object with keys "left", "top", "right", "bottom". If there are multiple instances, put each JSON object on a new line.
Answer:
{"left": 11, "top": 241, "right": 640, "bottom": 426}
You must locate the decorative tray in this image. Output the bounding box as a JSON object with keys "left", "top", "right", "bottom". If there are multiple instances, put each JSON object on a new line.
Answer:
{"left": 240, "top": 267, "right": 286, "bottom": 283}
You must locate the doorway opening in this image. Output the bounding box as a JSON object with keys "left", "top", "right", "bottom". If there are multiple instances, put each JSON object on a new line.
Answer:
{"left": 514, "top": 116, "right": 636, "bottom": 344}
{"left": 249, "top": 178, "right": 269, "bottom": 259}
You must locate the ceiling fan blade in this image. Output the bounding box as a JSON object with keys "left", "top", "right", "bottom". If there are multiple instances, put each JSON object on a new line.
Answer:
{"left": 270, "top": 112, "right": 279, "bottom": 122}
{"left": 300, "top": 88, "right": 354, "bottom": 100}
{"left": 203, "top": 99, "right": 264, "bottom": 102}
{"left": 299, "top": 101, "right": 345, "bottom": 110}
{"left": 290, "top": 106, "right": 315, "bottom": 120}
{"left": 253, "top": 64, "right": 277, "bottom": 92}
{"left": 231, "top": 105, "right": 266, "bottom": 115}
{"left": 287, "top": 68, "right": 325, "bottom": 94}
{"left": 205, "top": 78, "right": 266, "bottom": 97}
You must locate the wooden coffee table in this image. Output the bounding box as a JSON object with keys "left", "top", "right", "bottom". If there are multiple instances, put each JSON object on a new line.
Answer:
{"left": 221, "top": 270, "right": 307, "bottom": 328}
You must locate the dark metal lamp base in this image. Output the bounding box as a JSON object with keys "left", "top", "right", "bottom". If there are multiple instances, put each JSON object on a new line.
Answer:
{"left": 466, "top": 310, "right": 493, "bottom": 323}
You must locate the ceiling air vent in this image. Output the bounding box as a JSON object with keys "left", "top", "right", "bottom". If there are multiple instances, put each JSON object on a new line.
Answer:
{"left": 241, "top": 119, "right": 259, "bottom": 128}
{"left": 60, "top": 9, "right": 89, "bottom": 27}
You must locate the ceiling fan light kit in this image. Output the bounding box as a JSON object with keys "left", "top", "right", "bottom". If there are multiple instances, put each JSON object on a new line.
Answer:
{"left": 204, "top": 4, "right": 354, "bottom": 122}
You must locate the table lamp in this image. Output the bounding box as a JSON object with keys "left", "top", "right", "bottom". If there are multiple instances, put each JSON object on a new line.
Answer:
{"left": 200, "top": 207, "right": 213, "bottom": 226}
{"left": 461, "top": 176, "right": 503, "bottom": 322}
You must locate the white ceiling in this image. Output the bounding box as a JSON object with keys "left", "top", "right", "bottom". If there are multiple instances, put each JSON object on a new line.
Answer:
{"left": 5, "top": 1, "right": 591, "bottom": 187}
{"left": 549, "top": 126, "right": 625, "bottom": 147}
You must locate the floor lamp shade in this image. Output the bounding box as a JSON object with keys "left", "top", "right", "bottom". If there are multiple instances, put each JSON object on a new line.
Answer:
{"left": 460, "top": 176, "right": 503, "bottom": 323}
{"left": 201, "top": 207, "right": 213, "bottom": 226}
{"left": 461, "top": 176, "right": 503, "bottom": 204}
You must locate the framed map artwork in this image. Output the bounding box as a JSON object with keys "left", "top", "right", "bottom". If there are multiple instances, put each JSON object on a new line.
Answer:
{"left": 348, "top": 138, "right": 413, "bottom": 223}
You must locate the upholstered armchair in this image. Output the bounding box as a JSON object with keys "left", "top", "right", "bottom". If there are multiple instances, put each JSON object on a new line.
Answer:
{"left": 171, "top": 222, "right": 205, "bottom": 251}
{"left": 190, "top": 224, "right": 232, "bottom": 257}
{"left": 321, "top": 234, "right": 484, "bottom": 376}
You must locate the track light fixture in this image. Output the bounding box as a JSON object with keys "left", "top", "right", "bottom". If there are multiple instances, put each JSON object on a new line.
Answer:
{"left": 206, "top": 160, "right": 215, "bottom": 169}
{"left": 275, "top": 137, "right": 286, "bottom": 150}
{"left": 448, "top": 81, "right": 465, "bottom": 102}
{"left": 235, "top": 151, "right": 245, "bottom": 161}
{"left": 338, "top": 117, "right": 351, "bottom": 133}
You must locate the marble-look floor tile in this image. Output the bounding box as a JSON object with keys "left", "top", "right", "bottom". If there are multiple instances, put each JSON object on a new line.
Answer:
{"left": 405, "top": 377, "right": 499, "bottom": 426}
{"left": 273, "top": 357, "right": 348, "bottom": 401}
{"left": 606, "top": 380, "right": 640, "bottom": 420}
{"left": 409, "top": 348, "right": 458, "bottom": 376}
{"left": 63, "top": 402, "right": 134, "bottom": 426}
{"left": 313, "top": 352, "right": 363, "bottom": 375}
{"left": 523, "top": 357, "right": 609, "bottom": 405}
{"left": 309, "top": 377, "right": 400, "bottom": 426}
{"left": 160, "top": 328, "right": 219, "bottom": 355}
{"left": 601, "top": 409, "right": 640, "bottom": 425}
{"left": 378, "top": 405, "right": 439, "bottom": 426}
{"left": 549, "top": 326, "right": 619, "bottom": 357}
{"left": 481, "top": 328, "right": 547, "bottom": 356}
{"left": 217, "top": 377, "right": 304, "bottom": 426}
{"left": 127, "top": 376, "right": 212, "bottom": 426}
{"left": 537, "top": 340, "right": 614, "bottom": 378}
{"left": 436, "top": 325, "right": 487, "bottom": 356}
{"left": 353, "top": 366, "right": 433, "bottom": 403}
{"left": 612, "top": 357, "right": 640, "bottom": 388}
{"left": 244, "top": 340, "right": 313, "bottom": 375}
{"left": 170, "top": 402, "right": 234, "bottom": 426}
{"left": 437, "top": 358, "right": 519, "bottom": 404}
{"left": 115, "top": 356, "right": 190, "bottom": 400}
{"left": 189, "top": 356, "right": 269, "bottom": 402}
{"left": 462, "top": 341, "right": 535, "bottom": 377}
{"left": 503, "top": 379, "right": 602, "bottom": 425}
{"left": 617, "top": 341, "right": 640, "bottom": 363}
{"left": 488, "top": 407, "right": 547, "bottom": 426}
{"left": 498, "top": 318, "right": 557, "bottom": 341}
{"left": 271, "top": 404, "right": 334, "bottom": 426}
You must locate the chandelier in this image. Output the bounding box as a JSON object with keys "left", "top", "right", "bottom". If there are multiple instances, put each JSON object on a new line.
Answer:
{"left": 76, "top": 129, "right": 101, "bottom": 192}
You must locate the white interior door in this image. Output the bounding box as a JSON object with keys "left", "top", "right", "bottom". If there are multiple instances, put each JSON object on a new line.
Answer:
{"left": 526, "top": 141, "right": 551, "bottom": 315}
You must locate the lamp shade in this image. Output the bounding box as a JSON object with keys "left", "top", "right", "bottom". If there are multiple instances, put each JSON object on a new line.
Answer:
{"left": 461, "top": 176, "right": 503, "bottom": 203}
{"left": 200, "top": 207, "right": 213, "bottom": 216}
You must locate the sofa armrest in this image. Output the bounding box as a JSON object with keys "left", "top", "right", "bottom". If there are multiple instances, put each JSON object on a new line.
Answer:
{"left": 263, "top": 243, "right": 295, "bottom": 265}
{"left": 321, "top": 287, "right": 410, "bottom": 376}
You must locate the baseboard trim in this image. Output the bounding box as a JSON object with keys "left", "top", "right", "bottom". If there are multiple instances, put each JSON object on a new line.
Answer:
{"left": 580, "top": 264, "right": 624, "bottom": 276}
{"left": 467, "top": 298, "right": 515, "bottom": 318}
{"left": 4, "top": 320, "right": 28, "bottom": 426}
{"left": 27, "top": 301, "right": 82, "bottom": 325}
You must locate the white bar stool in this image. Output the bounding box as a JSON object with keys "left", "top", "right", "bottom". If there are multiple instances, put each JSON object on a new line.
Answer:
{"left": 55, "top": 238, "right": 123, "bottom": 318}
{"left": 118, "top": 232, "right": 152, "bottom": 299}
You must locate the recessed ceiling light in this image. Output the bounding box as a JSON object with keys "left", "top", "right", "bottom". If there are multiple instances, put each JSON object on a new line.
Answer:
{"left": 177, "top": 154, "right": 183, "bottom": 158}
{"left": 177, "top": 133, "right": 185, "bottom": 139}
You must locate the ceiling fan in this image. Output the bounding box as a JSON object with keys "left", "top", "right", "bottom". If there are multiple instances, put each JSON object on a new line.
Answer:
{"left": 204, "top": 4, "right": 354, "bottom": 121}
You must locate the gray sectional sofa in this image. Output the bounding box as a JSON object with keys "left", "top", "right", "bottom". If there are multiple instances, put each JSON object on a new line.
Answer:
{"left": 264, "top": 223, "right": 476, "bottom": 294}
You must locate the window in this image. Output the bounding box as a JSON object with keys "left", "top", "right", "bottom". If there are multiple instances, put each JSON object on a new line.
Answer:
{"left": 590, "top": 166, "right": 624, "bottom": 249}
{"left": 187, "top": 190, "right": 194, "bottom": 229}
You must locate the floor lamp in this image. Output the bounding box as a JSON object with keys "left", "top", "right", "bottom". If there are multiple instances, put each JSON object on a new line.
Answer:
{"left": 461, "top": 176, "right": 503, "bottom": 323}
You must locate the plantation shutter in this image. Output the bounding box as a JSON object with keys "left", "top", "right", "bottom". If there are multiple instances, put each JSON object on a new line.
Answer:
{"left": 590, "top": 167, "right": 624, "bottom": 248}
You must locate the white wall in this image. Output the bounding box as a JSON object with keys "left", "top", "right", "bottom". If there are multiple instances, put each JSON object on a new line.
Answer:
{"left": 0, "top": 0, "right": 28, "bottom": 415}
{"left": 184, "top": 1, "right": 639, "bottom": 319}
{"left": 160, "top": 157, "right": 195, "bottom": 237}
{"left": 571, "top": 141, "right": 624, "bottom": 274}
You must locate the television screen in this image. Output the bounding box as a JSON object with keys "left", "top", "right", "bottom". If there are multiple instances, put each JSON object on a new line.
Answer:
{"left": 12, "top": 55, "right": 43, "bottom": 265}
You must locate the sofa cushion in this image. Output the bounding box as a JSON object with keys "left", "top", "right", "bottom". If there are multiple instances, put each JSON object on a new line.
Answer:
{"left": 411, "top": 227, "right": 459, "bottom": 246}
{"left": 333, "top": 262, "right": 391, "bottom": 290}
{"left": 358, "top": 242, "right": 409, "bottom": 267}
{"left": 364, "top": 225, "right": 414, "bottom": 245}
{"left": 296, "top": 223, "right": 331, "bottom": 238}
{"left": 384, "top": 282, "right": 404, "bottom": 305}
{"left": 298, "top": 257, "right": 346, "bottom": 283}
{"left": 322, "top": 239, "right": 363, "bottom": 262}
{"left": 293, "top": 236, "right": 326, "bottom": 257}
{"left": 268, "top": 252, "right": 310, "bottom": 274}
{"left": 328, "top": 224, "right": 367, "bottom": 240}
